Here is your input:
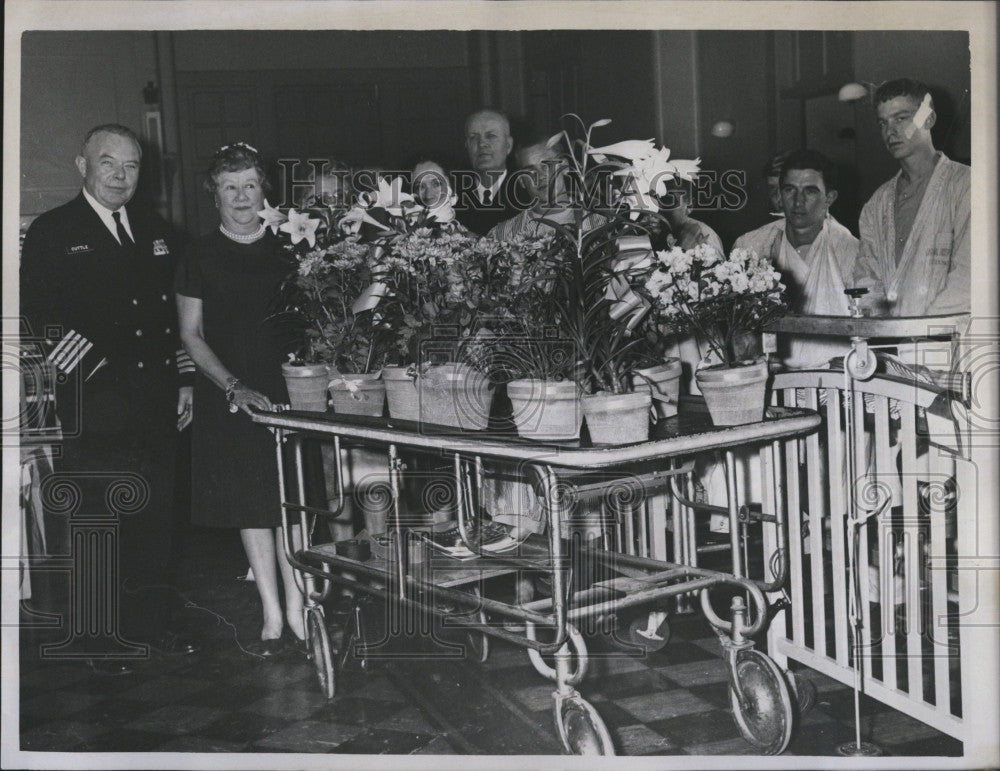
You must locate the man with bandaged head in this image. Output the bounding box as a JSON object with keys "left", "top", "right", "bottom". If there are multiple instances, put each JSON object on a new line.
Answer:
{"left": 854, "top": 78, "right": 970, "bottom": 316}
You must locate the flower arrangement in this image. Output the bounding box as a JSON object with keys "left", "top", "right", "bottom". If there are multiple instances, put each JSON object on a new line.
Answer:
{"left": 342, "top": 177, "right": 508, "bottom": 371}
{"left": 360, "top": 228, "right": 506, "bottom": 368}
{"left": 643, "top": 243, "right": 786, "bottom": 368}
{"left": 486, "top": 232, "right": 577, "bottom": 382}
{"left": 489, "top": 116, "right": 702, "bottom": 395}
{"left": 261, "top": 197, "right": 392, "bottom": 373}
{"left": 263, "top": 168, "right": 511, "bottom": 382}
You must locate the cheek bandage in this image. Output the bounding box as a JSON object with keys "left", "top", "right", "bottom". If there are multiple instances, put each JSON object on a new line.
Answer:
{"left": 904, "top": 94, "right": 934, "bottom": 139}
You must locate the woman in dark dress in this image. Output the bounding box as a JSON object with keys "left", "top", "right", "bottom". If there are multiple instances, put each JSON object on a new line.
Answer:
{"left": 176, "top": 143, "right": 304, "bottom": 655}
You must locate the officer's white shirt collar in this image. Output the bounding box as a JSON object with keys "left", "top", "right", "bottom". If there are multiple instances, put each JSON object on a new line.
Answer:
{"left": 475, "top": 170, "right": 507, "bottom": 205}
{"left": 82, "top": 187, "right": 135, "bottom": 245}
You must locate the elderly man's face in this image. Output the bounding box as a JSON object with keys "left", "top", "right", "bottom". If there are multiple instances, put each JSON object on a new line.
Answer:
{"left": 76, "top": 131, "right": 141, "bottom": 210}
{"left": 518, "top": 144, "right": 569, "bottom": 210}
{"left": 780, "top": 168, "right": 836, "bottom": 232}
{"left": 465, "top": 112, "right": 513, "bottom": 174}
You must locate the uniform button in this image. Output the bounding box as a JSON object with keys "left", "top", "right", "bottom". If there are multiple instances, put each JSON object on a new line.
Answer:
{"left": 162, "top": 294, "right": 168, "bottom": 302}
{"left": 137, "top": 361, "right": 144, "bottom": 369}
{"left": 164, "top": 358, "right": 171, "bottom": 366}
{"left": 132, "top": 299, "right": 139, "bottom": 306}
{"left": 135, "top": 329, "right": 143, "bottom": 337}
{"left": 165, "top": 327, "right": 172, "bottom": 334}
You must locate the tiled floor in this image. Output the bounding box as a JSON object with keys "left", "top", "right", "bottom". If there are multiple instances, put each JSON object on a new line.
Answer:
{"left": 15, "top": 523, "right": 964, "bottom": 760}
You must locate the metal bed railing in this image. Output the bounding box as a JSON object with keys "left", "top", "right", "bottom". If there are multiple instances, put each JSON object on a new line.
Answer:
{"left": 760, "top": 311, "right": 998, "bottom": 757}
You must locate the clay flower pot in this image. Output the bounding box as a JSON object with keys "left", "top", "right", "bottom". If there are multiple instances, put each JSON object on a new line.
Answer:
{"left": 281, "top": 362, "right": 330, "bottom": 412}
{"left": 631, "top": 358, "right": 682, "bottom": 420}
{"left": 506, "top": 378, "right": 583, "bottom": 441}
{"left": 383, "top": 363, "right": 492, "bottom": 430}
{"left": 581, "top": 390, "right": 652, "bottom": 445}
{"left": 328, "top": 371, "right": 386, "bottom": 417}
{"left": 694, "top": 360, "right": 769, "bottom": 426}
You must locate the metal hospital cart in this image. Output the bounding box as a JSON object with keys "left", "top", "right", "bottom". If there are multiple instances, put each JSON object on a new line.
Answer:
{"left": 251, "top": 402, "right": 821, "bottom": 755}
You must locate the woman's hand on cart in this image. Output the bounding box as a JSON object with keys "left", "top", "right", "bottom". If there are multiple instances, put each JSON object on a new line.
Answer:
{"left": 228, "top": 382, "right": 275, "bottom": 415}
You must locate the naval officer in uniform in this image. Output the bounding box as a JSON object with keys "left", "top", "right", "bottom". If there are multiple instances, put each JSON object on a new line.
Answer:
{"left": 20, "top": 123, "right": 198, "bottom": 673}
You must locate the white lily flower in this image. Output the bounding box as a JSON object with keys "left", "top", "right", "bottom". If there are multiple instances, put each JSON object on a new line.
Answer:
{"left": 671, "top": 158, "right": 702, "bottom": 182}
{"left": 258, "top": 199, "right": 287, "bottom": 234}
{"left": 631, "top": 146, "right": 678, "bottom": 196}
{"left": 427, "top": 192, "right": 458, "bottom": 225}
{"left": 587, "top": 138, "right": 657, "bottom": 162}
{"left": 339, "top": 206, "right": 390, "bottom": 236}
{"left": 374, "top": 176, "right": 417, "bottom": 218}
{"left": 279, "top": 209, "right": 321, "bottom": 248}
{"left": 618, "top": 175, "right": 661, "bottom": 215}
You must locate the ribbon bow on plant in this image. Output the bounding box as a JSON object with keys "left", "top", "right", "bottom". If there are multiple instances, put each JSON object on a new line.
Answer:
{"left": 352, "top": 247, "right": 389, "bottom": 315}
{"left": 604, "top": 234, "right": 656, "bottom": 331}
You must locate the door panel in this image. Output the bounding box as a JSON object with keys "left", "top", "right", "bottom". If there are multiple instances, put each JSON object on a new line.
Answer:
{"left": 272, "top": 84, "right": 380, "bottom": 167}
{"left": 178, "top": 81, "right": 260, "bottom": 235}
{"left": 176, "top": 68, "right": 473, "bottom": 235}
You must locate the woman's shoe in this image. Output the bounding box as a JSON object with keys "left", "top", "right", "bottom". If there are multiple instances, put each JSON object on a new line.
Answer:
{"left": 245, "top": 635, "right": 288, "bottom": 658}
{"left": 285, "top": 629, "right": 309, "bottom": 658}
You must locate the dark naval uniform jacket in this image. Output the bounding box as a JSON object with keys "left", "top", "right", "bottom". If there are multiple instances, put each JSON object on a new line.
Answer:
{"left": 21, "top": 193, "right": 194, "bottom": 436}
{"left": 20, "top": 192, "right": 193, "bottom": 646}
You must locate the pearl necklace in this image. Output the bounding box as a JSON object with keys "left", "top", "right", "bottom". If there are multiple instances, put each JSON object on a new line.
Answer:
{"left": 219, "top": 222, "right": 266, "bottom": 243}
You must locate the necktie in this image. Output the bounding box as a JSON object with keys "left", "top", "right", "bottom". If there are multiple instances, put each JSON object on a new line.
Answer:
{"left": 112, "top": 211, "right": 133, "bottom": 246}
{"left": 482, "top": 189, "right": 492, "bottom": 206}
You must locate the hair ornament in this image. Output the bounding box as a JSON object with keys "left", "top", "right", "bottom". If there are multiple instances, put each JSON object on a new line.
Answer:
{"left": 218, "top": 141, "right": 259, "bottom": 155}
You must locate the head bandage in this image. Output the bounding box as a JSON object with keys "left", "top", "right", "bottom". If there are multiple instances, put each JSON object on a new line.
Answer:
{"left": 904, "top": 93, "right": 933, "bottom": 139}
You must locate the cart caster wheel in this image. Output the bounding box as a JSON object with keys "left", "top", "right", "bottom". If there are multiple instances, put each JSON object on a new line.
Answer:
{"left": 464, "top": 587, "right": 489, "bottom": 664}
{"left": 787, "top": 670, "right": 817, "bottom": 716}
{"left": 307, "top": 606, "right": 336, "bottom": 700}
{"left": 729, "top": 650, "right": 793, "bottom": 755}
{"left": 465, "top": 629, "right": 489, "bottom": 664}
{"left": 555, "top": 694, "right": 616, "bottom": 756}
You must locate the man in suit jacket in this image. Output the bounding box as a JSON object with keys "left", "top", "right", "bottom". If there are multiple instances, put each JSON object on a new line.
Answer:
{"left": 20, "top": 124, "right": 197, "bottom": 673}
{"left": 455, "top": 108, "right": 521, "bottom": 235}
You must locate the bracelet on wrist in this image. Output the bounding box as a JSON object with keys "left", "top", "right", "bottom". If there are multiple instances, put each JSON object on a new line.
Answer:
{"left": 225, "top": 377, "right": 242, "bottom": 412}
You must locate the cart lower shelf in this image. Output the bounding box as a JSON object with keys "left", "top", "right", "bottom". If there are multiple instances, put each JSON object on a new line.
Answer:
{"left": 305, "top": 537, "right": 551, "bottom": 588}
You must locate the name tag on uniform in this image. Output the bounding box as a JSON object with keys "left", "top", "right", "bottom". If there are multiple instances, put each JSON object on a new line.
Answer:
{"left": 152, "top": 239, "right": 170, "bottom": 256}
{"left": 66, "top": 243, "right": 93, "bottom": 255}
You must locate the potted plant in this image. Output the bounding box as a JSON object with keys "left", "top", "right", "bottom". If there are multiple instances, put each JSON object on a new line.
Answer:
{"left": 642, "top": 242, "right": 786, "bottom": 425}
{"left": 489, "top": 233, "right": 584, "bottom": 440}
{"left": 617, "top": 236, "right": 683, "bottom": 420}
{"left": 491, "top": 117, "right": 700, "bottom": 444}
{"left": 263, "top": 198, "right": 390, "bottom": 415}
{"left": 344, "top": 177, "right": 506, "bottom": 429}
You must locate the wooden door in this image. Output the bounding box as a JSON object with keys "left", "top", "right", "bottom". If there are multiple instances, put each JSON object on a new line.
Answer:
{"left": 176, "top": 78, "right": 260, "bottom": 236}
{"left": 176, "top": 68, "right": 472, "bottom": 236}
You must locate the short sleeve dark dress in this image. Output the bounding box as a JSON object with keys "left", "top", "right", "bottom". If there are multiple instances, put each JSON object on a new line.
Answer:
{"left": 175, "top": 230, "right": 293, "bottom": 528}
